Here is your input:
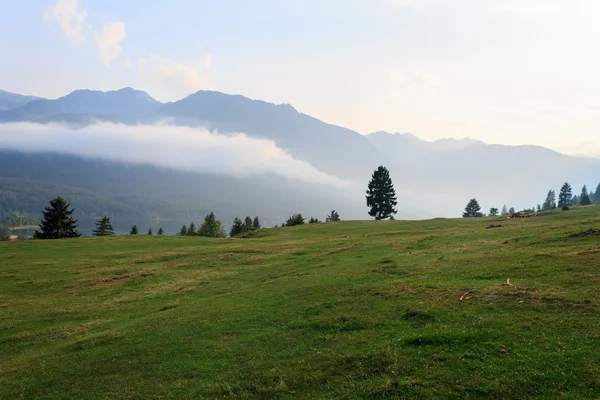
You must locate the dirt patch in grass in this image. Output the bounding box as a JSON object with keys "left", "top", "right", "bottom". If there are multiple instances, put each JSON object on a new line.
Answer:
{"left": 134, "top": 252, "right": 184, "bottom": 263}
{"left": 91, "top": 273, "right": 151, "bottom": 286}
{"left": 570, "top": 228, "right": 600, "bottom": 238}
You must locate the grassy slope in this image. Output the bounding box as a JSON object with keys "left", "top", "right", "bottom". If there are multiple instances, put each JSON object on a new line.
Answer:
{"left": 1, "top": 207, "right": 599, "bottom": 399}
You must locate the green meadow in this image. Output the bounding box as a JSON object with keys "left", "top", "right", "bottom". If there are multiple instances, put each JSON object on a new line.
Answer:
{"left": 1, "top": 207, "right": 599, "bottom": 399}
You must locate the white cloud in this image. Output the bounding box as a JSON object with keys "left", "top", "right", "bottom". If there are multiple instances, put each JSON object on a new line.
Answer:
{"left": 44, "top": 0, "right": 88, "bottom": 45}
{"left": 495, "top": 2, "right": 561, "bottom": 17}
{"left": 94, "top": 22, "right": 126, "bottom": 66}
{"left": 0, "top": 122, "right": 355, "bottom": 188}
{"left": 390, "top": 69, "right": 439, "bottom": 89}
{"left": 123, "top": 55, "right": 133, "bottom": 69}
{"left": 138, "top": 54, "right": 213, "bottom": 100}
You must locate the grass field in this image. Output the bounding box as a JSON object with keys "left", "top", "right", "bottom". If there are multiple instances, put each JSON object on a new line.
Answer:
{"left": 1, "top": 207, "right": 600, "bottom": 399}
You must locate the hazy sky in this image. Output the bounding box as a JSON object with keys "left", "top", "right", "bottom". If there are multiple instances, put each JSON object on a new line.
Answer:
{"left": 1, "top": 0, "right": 599, "bottom": 156}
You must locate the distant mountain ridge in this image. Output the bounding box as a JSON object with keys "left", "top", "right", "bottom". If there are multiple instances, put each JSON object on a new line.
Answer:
{"left": 0, "top": 90, "right": 44, "bottom": 111}
{"left": 1, "top": 87, "right": 599, "bottom": 219}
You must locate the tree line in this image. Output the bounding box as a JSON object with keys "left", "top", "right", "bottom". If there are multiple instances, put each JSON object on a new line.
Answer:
{"left": 8, "top": 171, "right": 598, "bottom": 241}
{"left": 461, "top": 181, "right": 600, "bottom": 218}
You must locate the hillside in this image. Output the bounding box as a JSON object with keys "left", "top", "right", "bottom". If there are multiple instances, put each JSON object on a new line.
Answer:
{"left": 0, "top": 90, "right": 43, "bottom": 111}
{"left": 1, "top": 207, "right": 599, "bottom": 398}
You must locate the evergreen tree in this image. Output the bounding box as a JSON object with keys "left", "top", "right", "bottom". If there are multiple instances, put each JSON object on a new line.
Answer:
{"left": 308, "top": 217, "right": 320, "bottom": 223}
{"left": 157, "top": 227, "right": 164, "bottom": 235}
{"left": 326, "top": 210, "right": 341, "bottom": 222}
{"left": 198, "top": 212, "right": 226, "bottom": 238}
{"left": 579, "top": 185, "right": 592, "bottom": 206}
{"left": 92, "top": 215, "right": 114, "bottom": 236}
{"left": 509, "top": 207, "right": 515, "bottom": 214}
{"left": 230, "top": 217, "right": 245, "bottom": 237}
{"left": 366, "top": 166, "right": 398, "bottom": 220}
{"left": 462, "top": 198, "right": 483, "bottom": 218}
{"left": 594, "top": 183, "right": 600, "bottom": 203}
{"left": 244, "top": 216, "right": 253, "bottom": 233}
{"left": 558, "top": 182, "right": 573, "bottom": 210}
{"left": 130, "top": 225, "right": 139, "bottom": 235}
{"left": 179, "top": 225, "right": 187, "bottom": 236}
{"left": 542, "top": 190, "right": 556, "bottom": 211}
{"left": 536, "top": 204, "right": 541, "bottom": 212}
{"left": 34, "top": 197, "right": 80, "bottom": 239}
{"left": 148, "top": 228, "right": 153, "bottom": 235}
{"left": 489, "top": 208, "right": 499, "bottom": 217}
{"left": 501, "top": 205, "right": 508, "bottom": 215}
{"left": 572, "top": 195, "right": 579, "bottom": 206}
{"left": 286, "top": 213, "right": 305, "bottom": 226}
{"left": 252, "top": 216, "right": 261, "bottom": 230}
{"left": 187, "top": 222, "right": 196, "bottom": 236}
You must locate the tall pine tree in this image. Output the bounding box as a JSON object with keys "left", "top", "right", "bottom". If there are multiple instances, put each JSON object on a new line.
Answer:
{"left": 558, "top": 182, "right": 573, "bottom": 210}
{"left": 594, "top": 183, "right": 600, "bottom": 203}
{"left": 230, "top": 217, "right": 244, "bottom": 237}
{"left": 130, "top": 225, "right": 139, "bottom": 235}
{"left": 326, "top": 210, "right": 341, "bottom": 222}
{"left": 92, "top": 216, "right": 114, "bottom": 236}
{"left": 179, "top": 225, "right": 187, "bottom": 236}
{"left": 199, "top": 212, "right": 226, "bottom": 238}
{"left": 542, "top": 190, "right": 556, "bottom": 211}
{"left": 580, "top": 185, "right": 592, "bottom": 206}
{"left": 34, "top": 196, "right": 81, "bottom": 239}
{"left": 366, "top": 166, "right": 398, "bottom": 220}
{"left": 244, "top": 216, "right": 253, "bottom": 233}
{"left": 252, "top": 216, "right": 261, "bottom": 230}
{"left": 462, "top": 198, "right": 483, "bottom": 218}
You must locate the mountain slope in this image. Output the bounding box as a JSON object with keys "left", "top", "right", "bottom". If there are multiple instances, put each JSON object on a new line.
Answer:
{"left": 0, "top": 88, "right": 161, "bottom": 121}
{"left": 154, "top": 91, "right": 392, "bottom": 181}
{"left": 0, "top": 90, "right": 43, "bottom": 111}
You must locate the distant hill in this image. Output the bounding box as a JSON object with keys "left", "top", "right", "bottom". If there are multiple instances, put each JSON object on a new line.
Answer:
{"left": 0, "top": 90, "right": 43, "bottom": 111}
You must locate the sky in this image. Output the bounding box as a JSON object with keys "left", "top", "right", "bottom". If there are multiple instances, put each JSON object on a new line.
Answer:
{"left": 1, "top": 0, "right": 599, "bottom": 156}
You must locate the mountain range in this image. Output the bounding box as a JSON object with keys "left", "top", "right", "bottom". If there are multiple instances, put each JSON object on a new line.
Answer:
{"left": 1, "top": 87, "right": 598, "bottom": 231}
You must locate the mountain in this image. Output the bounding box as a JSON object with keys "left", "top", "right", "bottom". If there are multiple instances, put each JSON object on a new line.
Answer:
{"left": 0, "top": 87, "right": 161, "bottom": 121}
{"left": 1, "top": 87, "right": 599, "bottom": 221}
{"left": 0, "top": 90, "right": 43, "bottom": 111}
{"left": 366, "top": 131, "right": 484, "bottom": 162}
{"left": 153, "top": 91, "right": 390, "bottom": 181}
{"left": 0, "top": 150, "right": 370, "bottom": 234}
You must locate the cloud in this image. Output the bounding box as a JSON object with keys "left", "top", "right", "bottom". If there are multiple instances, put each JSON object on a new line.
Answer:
{"left": 495, "top": 2, "right": 561, "bottom": 17}
{"left": 123, "top": 55, "right": 133, "bottom": 69}
{"left": 138, "top": 54, "right": 213, "bottom": 100}
{"left": 94, "top": 22, "right": 126, "bottom": 66}
{"left": 44, "top": 0, "right": 88, "bottom": 44}
{"left": 0, "top": 122, "right": 355, "bottom": 189}
{"left": 390, "top": 70, "right": 439, "bottom": 89}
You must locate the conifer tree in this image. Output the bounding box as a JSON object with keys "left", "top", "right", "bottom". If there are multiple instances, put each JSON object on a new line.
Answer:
{"left": 92, "top": 216, "right": 114, "bottom": 236}
{"left": 509, "top": 207, "right": 515, "bottom": 214}
{"left": 286, "top": 213, "right": 305, "bottom": 226}
{"left": 309, "top": 217, "right": 320, "bottom": 223}
{"left": 489, "top": 208, "right": 499, "bottom": 217}
{"left": 594, "top": 183, "right": 600, "bottom": 203}
{"left": 157, "top": 227, "right": 164, "bottom": 235}
{"left": 179, "top": 225, "right": 187, "bottom": 236}
{"left": 558, "top": 182, "right": 573, "bottom": 210}
{"left": 199, "top": 212, "right": 226, "bottom": 237}
{"left": 543, "top": 190, "right": 557, "bottom": 211}
{"left": 572, "top": 195, "right": 579, "bottom": 206}
{"left": 252, "top": 216, "right": 261, "bottom": 230}
{"left": 579, "top": 185, "right": 592, "bottom": 206}
{"left": 187, "top": 222, "right": 196, "bottom": 236}
{"left": 326, "top": 210, "right": 340, "bottom": 222}
{"left": 462, "top": 198, "right": 483, "bottom": 218}
{"left": 366, "top": 166, "right": 398, "bottom": 220}
{"left": 244, "top": 216, "right": 253, "bottom": 233}
{"left": 501, "top": 205, "right": 508, "bottom": 215}
{"left": 230, "top": 217, "right": 244, "bottom": 237}
{"left": 34, "top": 197, "right": 81, "bottom": 239}
{"left": 148, "top": 228, "right": 153, "bottom": 235}
{"left": 130, "top": 225, "right": 139, "bottom": 235}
